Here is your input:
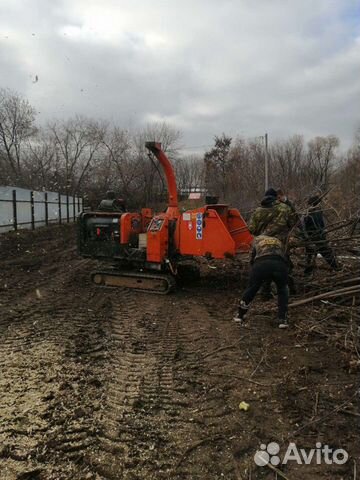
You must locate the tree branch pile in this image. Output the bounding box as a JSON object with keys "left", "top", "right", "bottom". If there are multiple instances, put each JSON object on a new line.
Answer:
{"left": 289, "top": 217, "right": 360, "bottom": 361}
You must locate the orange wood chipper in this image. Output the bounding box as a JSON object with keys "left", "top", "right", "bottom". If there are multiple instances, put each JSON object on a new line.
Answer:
{"left": 78, "top": 142, "right": 253, "bottom": 293}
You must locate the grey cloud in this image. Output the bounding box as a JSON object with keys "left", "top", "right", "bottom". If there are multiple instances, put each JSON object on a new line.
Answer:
{"left": 0, "top": 0, "right": 359, "bottom": 151}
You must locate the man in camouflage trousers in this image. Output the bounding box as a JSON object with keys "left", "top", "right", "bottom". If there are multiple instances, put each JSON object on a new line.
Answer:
{"left": 234, "top": 235, "right": 289, "bottom": 328}
{"left": 248, "top": 188, "right": 297, "bottom": 296}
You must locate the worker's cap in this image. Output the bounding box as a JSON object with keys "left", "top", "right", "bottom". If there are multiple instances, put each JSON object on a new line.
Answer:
{"left": 264, "top": 187, "right": 277, "bottom": 198}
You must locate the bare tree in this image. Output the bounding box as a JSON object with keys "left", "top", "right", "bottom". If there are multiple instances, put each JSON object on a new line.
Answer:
{"left": 174, "top": 154, "right": 204, "bottom": 195}
{"left": 101, "top": 127, "right": 141, "bottom": 200}
{"left": 132, "top": 122, "right": 182, "bottom": 207}
{"left": 204, "top": 134, "right": 232, "bottom": 200}
{"left": 334, "top": 128, "right": 360, "bottom": 215}
{"left": 0, "top": 87, "right": 355, "bottom": 221}
{"left": 138, "top": 121, "right": 182, "bottom": 158}
{"left": 227, "top": 137, "right": 265, "bottom": 210}
{"left": 47, "top": 115, "right": 106, "bottom": 195}
{"left": 0, "top": 88, "right": 37, "bottom": 184}
{"left": 306, "top": 135, "right": 340, "bottom": 189}
{"left": 270, "top": 135, "right": 305, "bottom": 194}
{"left": 26, "top": 129, "right": 57, "bottom": 190}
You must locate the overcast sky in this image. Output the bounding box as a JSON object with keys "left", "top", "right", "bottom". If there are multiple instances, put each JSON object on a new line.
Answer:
{"left": 1, "top": 0, "right": 359, "bottom": 152}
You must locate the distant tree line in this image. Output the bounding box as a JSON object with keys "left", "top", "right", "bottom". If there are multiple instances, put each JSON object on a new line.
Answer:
{"left": 0, "top": 87, "right": 359, "bottom": 216}
{"left": 204, "top": 131, "right": 359, "bottom": 218}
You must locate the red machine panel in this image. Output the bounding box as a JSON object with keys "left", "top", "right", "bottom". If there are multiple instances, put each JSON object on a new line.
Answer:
{"left": 146, "top": 215, "right": 169, "bottom": 263}
{"left": 140, "top": 208, "right": 153, "bottom": 231}
{"left": 226, "top": 208, "right": 253, "bottom": 252}
{"left": 178, "top": 207, "right": 234, "bottom": 258}
{"left": 120, "top": 213, "right": 142, "bottom": 244}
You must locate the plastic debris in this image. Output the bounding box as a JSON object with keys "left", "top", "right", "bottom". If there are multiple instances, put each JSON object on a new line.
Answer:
{"left": 239, "top": 401, "right": 250, "bottom": 411}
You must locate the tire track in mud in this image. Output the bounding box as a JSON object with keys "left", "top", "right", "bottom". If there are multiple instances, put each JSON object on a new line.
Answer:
{"left": 0, "top": 252, "right": 273, "bottom": 480}
{"left": 0, "top": 274, "right": 109, "bottom": 480}
{"left": 92, "top": 290, "right": 183, "bottom": 479}
{"left": 1, "top": 224, "right": 359, "bottom": 480}
{"left": 0, "top": 256, "right": 93, "bottom": 308}
{"left": 171, "top": 293, "right": 242, "bottom": 479}
{"left": 90, "top": 289, "right": 245, "bottom": 480}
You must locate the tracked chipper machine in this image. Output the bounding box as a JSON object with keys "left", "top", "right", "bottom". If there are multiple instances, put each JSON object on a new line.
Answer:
{"left": 78, "top": 142, "right": 253, "bottom": 293}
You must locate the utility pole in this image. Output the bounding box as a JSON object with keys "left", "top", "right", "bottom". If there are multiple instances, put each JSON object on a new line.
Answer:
{"left": 264, "top": 132, "right": 269, "bottom": 191}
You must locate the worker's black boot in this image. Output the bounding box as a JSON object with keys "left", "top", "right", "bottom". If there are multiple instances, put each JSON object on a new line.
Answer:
{"left": 278, "top": 317, "right": 289, "bottom": 329}
{"left": 233, "top": 300, "right": 249, "bottom": 324}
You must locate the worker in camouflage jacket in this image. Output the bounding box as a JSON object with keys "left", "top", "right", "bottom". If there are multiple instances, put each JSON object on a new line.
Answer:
{"left": 249, "top": 188, "right": 298, "bottom": 296}
{"left": 248, "top": 188, "right": 297, "bottom": 245}
{"left": 234, "top": 235, "right": 289, "bottom": 328}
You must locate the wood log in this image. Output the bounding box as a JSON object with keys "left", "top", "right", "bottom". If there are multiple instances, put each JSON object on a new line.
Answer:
{"left": 289, "top": 285, "right": 360, "bottom": 308}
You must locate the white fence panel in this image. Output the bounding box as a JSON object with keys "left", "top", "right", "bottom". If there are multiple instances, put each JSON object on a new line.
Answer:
{"left": 47, "top": 192, "right": 60, "bottom": 222}
{"left": 60, "top": 194, "right": 68, "bottom": 221}
{"left": 0, "top": 186, "right": 83, "bottom": 233}
{"left": 0, "top": 187, "right": 13, "bottom": 232}
{"left": 34, "top": 191, "right": 46, "bottom": 228}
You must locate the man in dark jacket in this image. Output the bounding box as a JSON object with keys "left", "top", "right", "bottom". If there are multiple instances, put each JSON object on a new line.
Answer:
{"left": 234, "top": 235, "right": 289, "bottom": 328}
{"left": 302, "top": 195, "right": 339, "bottom": 275}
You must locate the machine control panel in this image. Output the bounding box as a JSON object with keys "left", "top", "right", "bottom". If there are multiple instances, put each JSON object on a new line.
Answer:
{"left": 148, "top": 217, "right": 165, "bottom": 232}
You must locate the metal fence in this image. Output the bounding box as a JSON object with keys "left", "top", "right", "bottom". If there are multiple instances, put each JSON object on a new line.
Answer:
{"left": 0, "top": 186, "right": 83, "bottom": 233}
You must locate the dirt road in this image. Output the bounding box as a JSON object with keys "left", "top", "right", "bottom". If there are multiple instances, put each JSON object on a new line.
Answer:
{"left": 0, "top": 225, "right": 358, "bottom": 479}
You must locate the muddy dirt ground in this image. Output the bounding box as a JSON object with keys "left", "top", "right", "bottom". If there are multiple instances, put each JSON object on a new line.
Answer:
{"left": 0, "top": 224, "right": 359, "bottom": 480}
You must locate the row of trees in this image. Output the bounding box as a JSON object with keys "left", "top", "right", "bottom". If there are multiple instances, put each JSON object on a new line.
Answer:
{"left": 1, "top": 87, "right": 359, "bottom": 214}
{"left": 0, "top": 88, "right": 193, "bottom": 208}
{"left": 205, "top": 132, "right": 359, "bottom": 215}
